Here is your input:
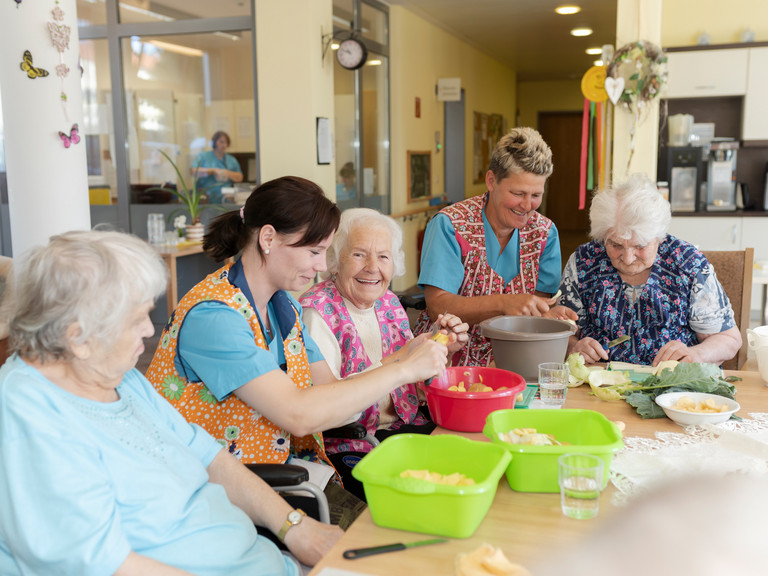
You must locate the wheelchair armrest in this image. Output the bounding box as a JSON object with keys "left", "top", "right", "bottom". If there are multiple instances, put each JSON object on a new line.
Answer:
{"left": 397, "top": 291, "right": 426, "bottom": 310}
{"left": 245, "top": 463, "right": 309, "bottom": 487}
{"left": 323, "top": 422, "right": 368, "bottom": 440}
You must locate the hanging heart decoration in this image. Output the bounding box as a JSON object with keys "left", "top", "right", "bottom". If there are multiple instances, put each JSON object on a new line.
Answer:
{"left": 604, "top": 76, "right": 625, "bottom": 105}
{"left": 605, "top": 40, "right": 667, "bottom": 114}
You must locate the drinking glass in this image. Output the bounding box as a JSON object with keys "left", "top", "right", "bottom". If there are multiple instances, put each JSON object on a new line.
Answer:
{"left": 538, "top": 362, "right": 569, "bottom": 406}
{"left": 558, "top": 453, "right": 604, "bottom": 519}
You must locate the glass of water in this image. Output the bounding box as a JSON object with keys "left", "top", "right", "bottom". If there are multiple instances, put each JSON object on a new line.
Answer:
{"left": 147, "top": 213, "right": 165, "bottom": 245}
{"left": 558, "top": 453, "right": 604, "bottom": 519}
{"left": 538, "top": 362, "right": 569, "bottom": 406}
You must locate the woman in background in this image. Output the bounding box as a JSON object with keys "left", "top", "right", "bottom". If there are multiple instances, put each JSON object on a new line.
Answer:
{"left": 193, "top": 130, "right": 243, "bottom": 204}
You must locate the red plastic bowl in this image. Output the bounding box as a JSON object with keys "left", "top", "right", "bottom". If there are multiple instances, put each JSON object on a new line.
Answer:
{"left": 418, "top": 367, "right": 526, "bottom": 432}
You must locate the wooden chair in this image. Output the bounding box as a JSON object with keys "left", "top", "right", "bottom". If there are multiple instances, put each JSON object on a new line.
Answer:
{"left": 703, "top": 248, "right": 754, "bottom": 370}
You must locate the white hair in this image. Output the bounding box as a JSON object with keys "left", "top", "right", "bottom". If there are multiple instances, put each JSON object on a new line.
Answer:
{"left": 326, "top": 208, "right": 406, "bottom": 278}
{"left": 589, "top": 174, "right": 671, "bottom": 245}
{"left": 8, "top": 230, "right": 167, "bottom": 361}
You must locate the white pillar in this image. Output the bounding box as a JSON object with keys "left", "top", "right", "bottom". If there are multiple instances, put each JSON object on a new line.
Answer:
{"left": 612, "top": 0, "right": 662, "bottom": 183}
{"left": 0, "top": 0, "right": 90, "bottom": 260}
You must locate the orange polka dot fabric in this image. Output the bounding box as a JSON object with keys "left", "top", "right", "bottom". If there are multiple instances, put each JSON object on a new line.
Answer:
{"left": 146, "top": 264, "right": 333, "bottom": 472}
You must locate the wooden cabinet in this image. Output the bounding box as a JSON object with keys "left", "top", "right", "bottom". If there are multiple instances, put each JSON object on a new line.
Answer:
{"left": 668, "top": 216, "right": 742, "bottom": 250}
{"left": 743, "top": 47, "right": 768, "bottom": 140}
{"left": 665, "top": 49, "right": 749, "bottom": 98}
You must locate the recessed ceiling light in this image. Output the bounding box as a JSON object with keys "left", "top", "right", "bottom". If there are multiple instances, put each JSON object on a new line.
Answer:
{"left": 571, "top": 27, "right": 593, "bottom": 37}
{"left": 586, "top": 47, "right": 602, "bottom": 55}
{"left": 594, "top": 59, "right": 604, "bottom": 66}
{"left": 555, "top": 5, "right": 581, "bottom": 15}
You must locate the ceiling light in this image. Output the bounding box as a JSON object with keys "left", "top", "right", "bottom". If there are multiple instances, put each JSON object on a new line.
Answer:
{"left": 149, "top": 39, "right": 204, "bottom": 57}
{"left": 555, "top": 5, "right": 581, "bottom": 15}
{"left": 366, "top": 59, "right": 382, "bottom": 66}
{"left": 331, "top": 42, "right": 340, "bottom": 50}
{"left": 570, "top": 27, "right": 593, "bottom": 37}
{"left": 586, "top": 47, "right": 602, "bottom": 55}
{"left": 594, "top": 59, "right": 603, "bottom": 66}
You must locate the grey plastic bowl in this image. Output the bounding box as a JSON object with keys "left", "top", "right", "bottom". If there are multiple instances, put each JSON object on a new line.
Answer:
{"left": 479, "top": 316, "right": 576, "bottom": 381}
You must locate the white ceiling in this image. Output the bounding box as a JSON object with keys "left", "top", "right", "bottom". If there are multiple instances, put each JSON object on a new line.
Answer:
{"left": 387, "top": 0, "right": 617, "bottom": 82}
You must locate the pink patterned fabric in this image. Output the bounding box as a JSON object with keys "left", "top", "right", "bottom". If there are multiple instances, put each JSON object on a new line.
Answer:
{"left": 300, "top": 279, "right": 424, "bottom": 453}
{"left": 414, "top": 193, "right": 552, "bottom": 366}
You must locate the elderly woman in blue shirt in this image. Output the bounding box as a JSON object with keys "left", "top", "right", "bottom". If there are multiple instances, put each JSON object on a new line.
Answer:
{"left": 559, "top": 175, "right": 742, "bottom": 366}
{"left": 0, "top": 230, "right": 340, "bottom": 576}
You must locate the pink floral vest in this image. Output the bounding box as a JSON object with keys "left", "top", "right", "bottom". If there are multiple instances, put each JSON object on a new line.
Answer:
{"left": 300, "top": 279, "right": 423, "bottom": 453}
{"left": 415, "top": 193, "right": 552, "bottom": 366}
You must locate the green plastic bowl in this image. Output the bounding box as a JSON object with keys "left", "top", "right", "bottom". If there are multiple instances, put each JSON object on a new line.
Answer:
{"left": 351, "top": 434, "right": 512, "bottom": 538}
{"left": 483, "top": 409, "right": 624, "bottom": 493}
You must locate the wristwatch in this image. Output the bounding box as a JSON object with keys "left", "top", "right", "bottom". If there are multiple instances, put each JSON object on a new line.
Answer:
{"left": 277, "top": 508, "right": 306, "bottom": 542}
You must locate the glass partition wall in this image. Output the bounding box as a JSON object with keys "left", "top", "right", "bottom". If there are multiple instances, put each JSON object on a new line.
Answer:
{"left": 332, "top": 0, "right": 390, "bottom": 213}
{"left": 77, "top": 0, "right": 256, "bottom": 237}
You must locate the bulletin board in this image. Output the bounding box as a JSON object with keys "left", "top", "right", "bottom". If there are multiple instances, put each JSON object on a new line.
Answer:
{"left": 407, "top": 151, "right": 431, "bottom": 202}
{"left": 472, "top": 112, "right": 504, "bottom": 184}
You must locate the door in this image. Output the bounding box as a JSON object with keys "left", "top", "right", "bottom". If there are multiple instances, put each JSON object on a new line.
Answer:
{"left": 444, "top": 90, "right": 465, "bottom": 204}
{"left": 537, "top": 111, "right": 590, "bottom": 262}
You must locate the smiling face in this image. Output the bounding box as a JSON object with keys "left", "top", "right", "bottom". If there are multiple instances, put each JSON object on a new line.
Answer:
{"left": 484, "top": 170, "right": 547, "bottom": 237}
{"left": 335, "top": 224, "right": 394, "bottom": 309}
{"left": 604, "top": 234, "right": 660, "bottom": 283}
{"left": 268, "top": 230, "right": 334, "bottom": 293}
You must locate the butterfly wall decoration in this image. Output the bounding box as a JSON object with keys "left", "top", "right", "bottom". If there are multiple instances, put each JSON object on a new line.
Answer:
{"left": 58, "top": 124, "right": 80, "bottom": 148}
{"left": 20, "top": 50, "right": 49, "bottom": 79}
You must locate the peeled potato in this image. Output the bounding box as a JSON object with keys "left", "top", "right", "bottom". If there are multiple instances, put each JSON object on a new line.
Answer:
{"left": 455, "top": 544, "right": 531, "bottom": 576}
{"left": 431, "top": 332, "right": 450, "bottom": 345}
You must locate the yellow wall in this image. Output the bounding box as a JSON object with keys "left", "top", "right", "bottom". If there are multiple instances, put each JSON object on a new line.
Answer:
{"left": 389, "top": 6, "right": 517, "bottom": 290}
{"left": 662, "top": 0, "right": 768, "bottom": 46}
{"left": 516, "top": 80, "right": 584, "bottom": 129}
{"left": 255, "top": 0, "right": 335, "bottom": 193}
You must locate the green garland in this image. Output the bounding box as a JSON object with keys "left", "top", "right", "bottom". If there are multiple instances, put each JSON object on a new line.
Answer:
{"left": 606, "top": 40, "right": 668, "bottom": 112}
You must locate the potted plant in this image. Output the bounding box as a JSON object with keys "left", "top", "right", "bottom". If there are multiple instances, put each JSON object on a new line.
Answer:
{"left": 148, "top": 150, "right": 222, "bottom": 242}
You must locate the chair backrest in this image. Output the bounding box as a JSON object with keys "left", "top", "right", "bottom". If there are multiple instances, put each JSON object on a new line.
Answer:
{"left": 702, "top": 248, "right": 754, "bottom": 370}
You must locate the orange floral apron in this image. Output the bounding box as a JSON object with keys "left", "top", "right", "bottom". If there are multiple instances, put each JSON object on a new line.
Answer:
{"left": 145, "top": 263, "right": 334, "bottom": 471}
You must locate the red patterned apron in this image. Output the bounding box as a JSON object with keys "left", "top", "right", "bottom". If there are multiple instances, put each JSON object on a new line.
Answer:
{"left": 415, "top": 193, "right": 552, "bottom": 366}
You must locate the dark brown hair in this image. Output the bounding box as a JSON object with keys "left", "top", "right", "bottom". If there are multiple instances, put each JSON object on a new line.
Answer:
{"left": 203, "top": 176, "right": 340, "bottom": 262}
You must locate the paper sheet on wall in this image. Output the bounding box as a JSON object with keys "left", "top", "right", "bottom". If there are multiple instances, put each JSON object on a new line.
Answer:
{"left": 237, "top": 116, "right": 253, "bottom": 140}
{"left": 317, "top": 117, "right": 333, "bottom": 164}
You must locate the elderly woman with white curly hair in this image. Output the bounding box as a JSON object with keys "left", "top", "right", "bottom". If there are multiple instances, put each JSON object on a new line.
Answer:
{"left": 559, "top": 175, "right": 741, "bottom": 366}
{"left": 300, "top": 208, "right": 468, "bottom": 496}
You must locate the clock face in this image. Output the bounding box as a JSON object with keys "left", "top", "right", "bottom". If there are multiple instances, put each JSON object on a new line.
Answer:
{"left": 336, "top": 38, "right": 367, "bottom": 70}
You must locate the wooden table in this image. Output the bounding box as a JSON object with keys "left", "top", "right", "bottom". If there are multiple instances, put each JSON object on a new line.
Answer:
{"left": 154, "top": 243, "right": 206, "bottom": 317}
{"left": 309, "top": 368, "right": 768, "bottom": 575}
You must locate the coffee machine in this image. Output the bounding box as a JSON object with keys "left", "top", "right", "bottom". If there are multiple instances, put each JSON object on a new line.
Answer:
{"left": 706, "top": 141, "right": 738, "bottom": 211}
{"left": 666, "top": 146, "right": 705, "bottom": 212}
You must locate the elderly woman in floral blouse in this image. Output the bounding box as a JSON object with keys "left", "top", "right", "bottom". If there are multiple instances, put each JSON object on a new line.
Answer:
{"left": 559, "top": 175, "right": 741, "bottom": 366}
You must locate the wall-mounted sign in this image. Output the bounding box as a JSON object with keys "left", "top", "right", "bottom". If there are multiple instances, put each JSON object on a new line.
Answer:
{"left": 437, "top": 77, "right": 461, "bottom": 101}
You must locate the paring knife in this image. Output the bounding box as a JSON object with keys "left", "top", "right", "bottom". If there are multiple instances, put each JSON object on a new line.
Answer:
{"left": 605, "top": 334, "right": 630, "bottom": 349}
{"left": 343, "top": 538, "right": 448, "bottom": 559}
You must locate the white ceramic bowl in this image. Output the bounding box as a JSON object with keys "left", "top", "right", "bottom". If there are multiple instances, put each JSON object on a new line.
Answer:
{"left": 655, "top": 392, "right": 740, "bottom": 426}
